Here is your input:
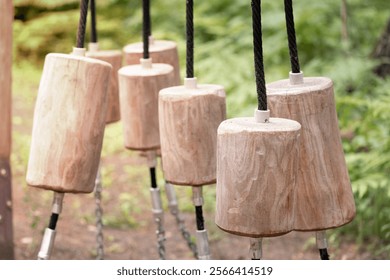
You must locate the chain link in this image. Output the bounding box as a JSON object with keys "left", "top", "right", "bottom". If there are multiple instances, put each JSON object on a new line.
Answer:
{"left": 154, "top": 217, "right": 166, "bottom": 260}
{"left": 94, "top": 171, "right": 104, "bottom": 260}
{"left": 171, "top": 208, "right": 198, "bottom": 258}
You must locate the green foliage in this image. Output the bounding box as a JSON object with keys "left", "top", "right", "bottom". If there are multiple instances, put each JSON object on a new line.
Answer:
{"left": 11, "top": 0, "right": 390, "bottom": 257}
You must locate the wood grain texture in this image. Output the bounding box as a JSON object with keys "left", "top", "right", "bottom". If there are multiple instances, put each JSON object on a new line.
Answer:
{"left": 124, "top": 40, "right": 181, "bottom": 85}
{"left": 0, "top": 0, "right": 14, "bottom": 259}
{"left": 87, "top": 50, "right": 122, "bottom": 124}
{"left": 118, "top": 63, "right": 175, "bottom": 151}
{"left": 26, "top": 53, "right": 112, "bottom": 193}
{"left": 267, "top": 77, "right": 356, "bottom": 231}
{"left": 0, "top": 0, "right": 13, "bottom": 159}
{"left": 215, "top": 117, "right": 301, "bottom": 237}
{"left": 159, "top": 84, "right": 226, "bottom": 186}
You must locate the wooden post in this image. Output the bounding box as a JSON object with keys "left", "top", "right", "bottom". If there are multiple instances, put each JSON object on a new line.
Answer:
{"left": 26, "top": 53, "right": 112, "bottom": 193}
{"left": 267, "top": 76, "right": 356, "bottom": 231}
{"left": 124, "top": 39, "right": 181, "bottom": 85}
{"left": 0, "top": 0, "right": 14, "bottom": 259}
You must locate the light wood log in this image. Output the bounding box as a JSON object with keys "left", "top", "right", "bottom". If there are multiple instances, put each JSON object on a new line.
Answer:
{"left": 0, "top": 0, "right": 14, "bottom": 260}
{"left": 86, "top": 49, "right": 122, "bottom": 124}
{"left": 26, "top": 53, "right": 112, "bottom": 193}
{"left": 118, "top": 62, "right": 175, "bottom": 151}
{"left": 0, "top": 0, "right": 13, "bottom": 159}
{"left": 159, "top": 82, "right": 226, "bottom": 186}
{"left": 267, "top": 77, "right": 356, "bottom": 231}
{"left": 215, "top": 117, "right": 301, "bottom": 237}
{"left": 124, "top": 40, "right": 181, "bottom": 85}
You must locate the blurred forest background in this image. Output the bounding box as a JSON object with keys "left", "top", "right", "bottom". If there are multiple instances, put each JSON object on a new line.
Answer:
{"left": 9, "top": 0, "right": 390, "bottom": 259}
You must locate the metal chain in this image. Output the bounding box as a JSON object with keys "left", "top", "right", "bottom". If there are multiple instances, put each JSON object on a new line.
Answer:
{"left": 154, "top": 217, "right": 166, "bottom": 260}
{"left": 171, "top": 208, "right": 198, "bottom": 258}
{"left": 94, "top": 171, "right": 104, "bottom": 260}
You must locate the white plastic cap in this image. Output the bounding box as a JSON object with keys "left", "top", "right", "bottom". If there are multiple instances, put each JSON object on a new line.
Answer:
{"left": 184, "top": 77, "right": 198, "bottom": 89}
{"left": 140, "top": 58, "right": 153, "bottom": 69}
{"left": 72, "top": 47, "right": 86, "bottom": 57}
{"left": 254, "top": 109, "right": 270, "bottom": 123}
{"left": 289, "top": 71, "right": 304, "bottom": 85}
{"left": 88, "top": 42, "right": 99, "bottom": 52}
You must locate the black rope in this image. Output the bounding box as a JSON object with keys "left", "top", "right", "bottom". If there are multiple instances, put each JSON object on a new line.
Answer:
{"left": 284, "top": 0, "right": 301, "bottom": 73}
{"left": 76, "top": 0, "right": 89, "bottom": 48}
{"left": 251, "top": 0, "right": 267, "bottom": 111}
{"left": 150, "top": 167, "right": 157, "bottom": 189}
{"left": 48, "top": 213, "right": 59, "bottom": 230}
{"left": 143, "top": 0, "right": 150, "bottom": 59}
{"left": 319, "top": 248, "right": 330, "bottom": 260}
{"left": 90, "top": 0, "right": 98, "bottom": 43}
{"left": 186, "top": 0, "right": 194, "bottom": 78}
{"left": 195, "top": 206, "right": 205, "bottom": 231}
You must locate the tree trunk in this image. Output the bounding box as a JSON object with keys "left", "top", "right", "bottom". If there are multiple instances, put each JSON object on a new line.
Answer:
{"left": 372, "top": 18, "right": 390, "bottom": 77}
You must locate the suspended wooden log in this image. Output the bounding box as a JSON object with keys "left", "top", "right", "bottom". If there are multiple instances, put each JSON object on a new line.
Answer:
{"left": 118, "top": 58, "right": 175, "bottom": 151}
{"left": 267, "top": 75, "right": 356, "bottom": 231}
{"left": 26, "top": 50, "right": 112, "bottom": 193}
{"left": 124, "top": 38, "right": 181, "bottom": 85}
{"left": 87, "top": 43, "right": 122, "bottom": 124}
{"left": 0, "top": 0, "right": 14, "bottom": 259}
{"left": 215, "top": 112, "right": 301, "bottom": 237}
{"left": 159, "top": 78, "right": 226, "bottom": 186}
{"left": 215, "top": 0, "right": 302, "bottom": 241}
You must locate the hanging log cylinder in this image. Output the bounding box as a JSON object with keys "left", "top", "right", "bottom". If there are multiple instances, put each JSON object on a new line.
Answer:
{"left": 124, "top": 39, "right": 181, "bottom": 85}
{"left": 159, "top": 78, "right": 226, "bottom": 186}
{"left": 215, "top": 116, "right": 301, "bottom": 237}
{"left": 118, "top": 59, "right": 175, "bottom": 151}
{"left": 267, "top": 76, "right": 356, "bottom": 231}
{"left": 0, "top": 0, "right": 12, "bottom": 160}
{"left": 26, "top": 53, "right": 112, "bottom": 193}
{"left": 87, "top": 46, "right": 122, "bottom": 124}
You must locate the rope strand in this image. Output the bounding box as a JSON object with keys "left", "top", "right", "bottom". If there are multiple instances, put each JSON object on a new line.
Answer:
{"left": 150, "top": 167, "right": 157, "bottom": 189}
{"left": 195, "top": 206, "right": 205, "bottom": 231}
{"left": 251, "top": 0, "right": 267, "bottom": 111}
{"left": 284, "top": 0, "right": 301, "bottom": 73}
{"left": 76, "top": 0, "right": 89, "bottom": 48}
{"left": 319, "top": 248, "right": 330, "bottom": 260}
{"left": 90, "top": 0, "right": 98, "bottom": 43}
{"left": 186, "top": 0, "right": 194, "bottom": 78}
{"left": 143, "top": 0, "right": 151, "bottom": 59}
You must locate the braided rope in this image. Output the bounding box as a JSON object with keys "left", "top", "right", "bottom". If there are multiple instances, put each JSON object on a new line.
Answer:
{"left": 76, "top": 0, "right": 89, "bottom": 48}
{"left": 284, "top": 0, "right": 301, "bottom": 73}
{"left": 251, "top": 0, "right": 267, "bottom": 111}
{"left": 90, "top": 0, "right": 98, "bottom": 43}
{"left": 143, "top": 0, "right": 150, "bottom": 59}
{"left": 186, "top": 0, "right": 194, "bottom": 78}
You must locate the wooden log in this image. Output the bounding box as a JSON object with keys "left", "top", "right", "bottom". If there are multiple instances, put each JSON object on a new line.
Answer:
{"left": 215, "top": 116, "right": 301, "bottom": 237}
{"left": 118, "top": 59, "right": 175, "bottom": 151}
{"left": 124, "top": 39, "right": 181, "bottom": 85}
{"left": 0, "top": 0, "right": 14, "bottom": 259}
{"left": 0, "top": 0, "right": 13, "bottom": 159}
{"left": 26, "top": 53, "right": 112, "bottom": 193}
{"left": 86, "top": 48, "right": 122, "bottom": 124}
{"left": 267, "top": 76, "right": 356, "bottom": 231}
{"left": 159, "top": 78, "right": 226, "bottom": 186}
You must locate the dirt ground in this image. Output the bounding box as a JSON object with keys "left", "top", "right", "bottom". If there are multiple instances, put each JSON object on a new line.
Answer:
{"left": 11, "top": 151, "right": 371, "bottom": 261}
